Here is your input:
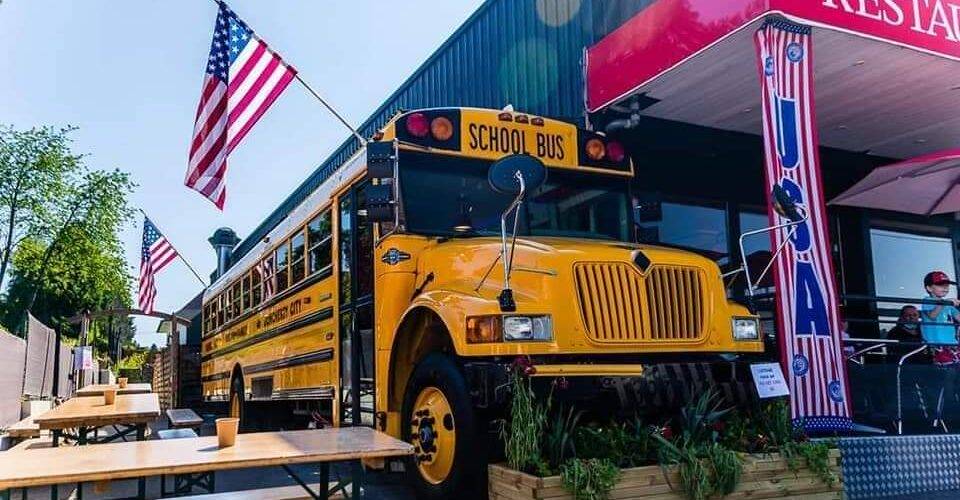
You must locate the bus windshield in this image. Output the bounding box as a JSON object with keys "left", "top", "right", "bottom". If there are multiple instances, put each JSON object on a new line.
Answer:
{"left": 398, "top": 153, "right": 631, "bottom": 241}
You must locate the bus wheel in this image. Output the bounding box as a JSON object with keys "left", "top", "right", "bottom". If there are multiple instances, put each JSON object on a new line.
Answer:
{"left": 402, "top": 353, "right": 480, "bottom": 499}
{"left": 229, "top": 374, "right": 245, "bottom": 427}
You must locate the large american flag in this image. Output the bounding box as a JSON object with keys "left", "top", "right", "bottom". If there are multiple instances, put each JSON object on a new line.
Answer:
{"left": 138, "top": 218, "right": 179, "bottom": 315}
{"left": 755, "top": 20, "right": 851, "bottom": 431}
{"left": 185, "top": 1, "right": 297, "bottom": 209}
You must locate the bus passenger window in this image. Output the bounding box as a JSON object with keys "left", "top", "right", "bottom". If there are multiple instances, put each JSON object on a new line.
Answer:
{"left": 231, "top": 282, "right": 241, "bottom": 319}
{"left": 216, "top": 295, "right": 224, "bottom": 326}
{"left": 276, "top": 243, "right": 289, "bottom": 293}
{"left": 339, "top": 196, "right": 352, "bottom": 304}
{"left": 242, "top": 273, "right": 251, "bottom": 311}
{"left": 308, "top": 211, "right": 332, "bottom": 274}
{"left": 224, "top": 289, "right": 234, "bottom": 322}
{"left": 251, "top": 266, "right": 262, "bottom": 306}
{"left": 291, "top": 230, "right": 305, "bottom": 284}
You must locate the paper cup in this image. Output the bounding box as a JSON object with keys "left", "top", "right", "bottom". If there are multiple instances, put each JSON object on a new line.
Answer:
{"left": 103, "top": 388, "right": 117, "bottom": 405}
{"left": 118, "top": 378, "right": 128, "bottom": 388}
{"left": 216, "top": 418, "right": 239, "bottom": 448}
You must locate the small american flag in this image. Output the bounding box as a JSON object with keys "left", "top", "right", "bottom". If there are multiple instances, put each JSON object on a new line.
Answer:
{"left": 259, "top": 254, "right": 275, "bottom": 300}
{"left": 138, "top": 218, "right": 179, "bottom": 315}
{"left": 185, "top": 1, "right": 297, "bottom": 209}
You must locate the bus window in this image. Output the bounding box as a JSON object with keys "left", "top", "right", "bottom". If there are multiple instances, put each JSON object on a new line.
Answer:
{"left": 308, "top": 211, "right": 332, "bottom": 274}
{"left": 231, "top": 281, "right": 241, "bottom": 319}
{"left": 242, "top": 273, "right": 251, "bottom": 311}
{"left": 339, "top": 196, "right": 352, "bottom": 304}
{"left": 251, "top": 265, "right": 262, "bottom": 306}
{"left": 357, "top": 186, "right": 373, "bottom": 298}
{"left": 276, "top": 242, "right": 289, "bottom": 293}
{"left": 216, "top": 294, "right": 224, "bottom": 326}
{"left": 291, "top": 230, "right": 305, "bottom": 285}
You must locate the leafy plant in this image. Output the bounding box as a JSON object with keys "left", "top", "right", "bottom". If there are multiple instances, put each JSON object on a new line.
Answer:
{"left": 574, "top": 419, "right": 652, "bottom": 468}
{"left": 651, "top": 390, "right": 743, "bottom": 500}
{"left": 782, "top": 439, "right": 836, "bottom": 486}
{"left": 560, "top": 458, "right": 620, "bottom": 500}
{"left": 500, "top": 364, "right": 547, "bottom": 473}
{"left": 544, "top": 404, "right": 582, "bottom": 470}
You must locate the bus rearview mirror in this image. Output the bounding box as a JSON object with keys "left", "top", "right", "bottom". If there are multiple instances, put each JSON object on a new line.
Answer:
{"left": 487, "top": 154, "right": 547, "bottom": 194}
{"left": 367, "top": 141, "right": 396, "bottom": 179}
{"left": 367, "top": 184, "right": 395, "bottom": 223}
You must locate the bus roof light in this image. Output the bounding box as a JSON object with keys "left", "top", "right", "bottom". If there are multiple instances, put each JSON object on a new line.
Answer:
{"left": 430, "top": 116, "right": 454, "bottom": 141}
{"left": 514, "top": 114, "right": 529, "bottom": 124}
{"left": 607, "top": 140, "right": 626, "bottom": 162}
{"left": 498, "top": 112, "right": 513, "bottom": 122}
{"left": 406, "top": 112, "right": 430, "bottom": 138}
{"left": 585, "top": 138, "right": 606, "bottom": 161}
{"left": 531, "top": 117, "right": 544, "bottom": 126}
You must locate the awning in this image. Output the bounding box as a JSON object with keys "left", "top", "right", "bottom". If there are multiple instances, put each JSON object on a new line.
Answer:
{"left": 586, "top": 0, "right": 960, "bottom": 159}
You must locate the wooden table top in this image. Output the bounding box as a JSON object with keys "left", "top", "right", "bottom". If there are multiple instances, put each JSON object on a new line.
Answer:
{"left": 75, "top": 383, "right": 152, "bottom": 397}
{"left": 33, "top": 393, "right": 160, "bottom": 430}
{"left": 0, "top": 427, "right": 413, "bottom": 489}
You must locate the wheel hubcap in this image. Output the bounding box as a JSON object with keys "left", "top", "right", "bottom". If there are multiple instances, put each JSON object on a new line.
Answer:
{"left": 410, "top": 387, "right": 455, "bottom": 485}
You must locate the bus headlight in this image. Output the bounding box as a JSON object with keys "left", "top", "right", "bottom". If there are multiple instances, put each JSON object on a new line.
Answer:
{"left": 504, "top": 316, "right": 552, "bottom": 341}
{"left": 732, "top": 317, "right": 760, "bottom": 340}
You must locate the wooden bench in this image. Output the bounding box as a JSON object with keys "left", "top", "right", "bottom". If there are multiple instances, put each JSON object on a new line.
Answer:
{"left": 158, "top": 426, "right": 212, "bottom": 496}
{"left": 177, "top": 484, "right": 350, "bottom": 499}
{"left": 7, "top": 437, "right": 53, "bottom": 452}
{"left": 4, "top": 415, "right": 42, "bottom": 442}
{"left": 167, "top": 408, "right": 204, "bottom": 432}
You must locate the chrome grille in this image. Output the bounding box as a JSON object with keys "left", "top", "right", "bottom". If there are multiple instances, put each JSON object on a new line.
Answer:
{"left": 574, "top": 263, "right": 706, "bottom": 343}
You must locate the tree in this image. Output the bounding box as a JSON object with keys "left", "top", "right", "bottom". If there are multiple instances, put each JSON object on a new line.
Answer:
{"left": 1, "top": 169, "right": 135, "bottom": 338}
{"left": 0, "top": 126, "right": 80, "bottom": 289}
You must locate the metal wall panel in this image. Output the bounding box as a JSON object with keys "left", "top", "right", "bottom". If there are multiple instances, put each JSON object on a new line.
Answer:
{"left": 0, "top": 329, "right": 26, "bottom": 427}
{"left": 231, "top": 0, "right": 598, "bottom": 265}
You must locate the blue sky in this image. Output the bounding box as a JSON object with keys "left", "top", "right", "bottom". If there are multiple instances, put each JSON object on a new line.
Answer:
{"left": 0, "top": 1, "right": 482, "bottom": 347}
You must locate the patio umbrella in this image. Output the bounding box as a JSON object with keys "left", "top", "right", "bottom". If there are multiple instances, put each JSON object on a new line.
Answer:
{"left": 829, "top": 149, "right": 960, "bottom": 215}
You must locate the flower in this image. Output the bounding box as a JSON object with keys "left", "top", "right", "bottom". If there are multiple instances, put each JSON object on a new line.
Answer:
{"left": 712, "top": 421, "right": 726, "bottom": 432}
{"left": 660, "top": 425, "right": 674, "bottom": 440}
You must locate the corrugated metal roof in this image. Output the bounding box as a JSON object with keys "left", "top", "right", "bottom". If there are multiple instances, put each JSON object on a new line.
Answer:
{"left": 229, "top": 0, "right": 603, "bottom": 267}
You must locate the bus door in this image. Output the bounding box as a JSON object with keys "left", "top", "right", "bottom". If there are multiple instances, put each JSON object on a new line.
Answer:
{"left": 337, "top": 182, "right": 376, "bottom": 426}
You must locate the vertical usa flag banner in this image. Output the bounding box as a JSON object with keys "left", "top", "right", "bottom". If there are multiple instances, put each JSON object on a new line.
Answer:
{"left": 186, "top": 1, "right": 297, "bottom": 209}
{"left": 754, "top": 19, "right": 852, "bottom": 431}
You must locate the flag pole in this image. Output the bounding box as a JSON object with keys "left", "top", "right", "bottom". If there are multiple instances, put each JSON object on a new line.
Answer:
{"left": 208, "top": 0, "right": 367, "bottom": 146}
{"left": 138, "top": 209, "right": 208, "bottom": 287}
{"left": 294, "top": 74, "right": 367, "bottom": 145}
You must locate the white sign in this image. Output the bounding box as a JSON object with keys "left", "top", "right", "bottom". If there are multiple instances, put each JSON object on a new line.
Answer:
{"left": 73, "top": 346, "right": 93, "bottom": 371}
{"left": 751, "top": 362, "right": 790, "bottom": 399}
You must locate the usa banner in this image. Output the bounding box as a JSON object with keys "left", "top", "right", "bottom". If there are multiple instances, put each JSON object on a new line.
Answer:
{"left": 754, "top": 19, "right": 852, "bottom": 431}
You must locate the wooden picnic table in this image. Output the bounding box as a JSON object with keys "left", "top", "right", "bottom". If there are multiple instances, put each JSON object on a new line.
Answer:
{"left": 75, "top": 383, "right": 152, "bottom": 397}
{"left": 0, "top": 427, "right": 414, "bottom": 500}
{"left": 34, "top": 392, "right": 160, "bottom": 445}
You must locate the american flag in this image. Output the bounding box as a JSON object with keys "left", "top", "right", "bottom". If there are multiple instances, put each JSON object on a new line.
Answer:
{"left": 185, "top": 1, "right": 297, "bottom": 209}
{"left": 138, "top": 218, "right": 179, "bottom": 315}
{"left": 259, "top": 254, "right": 275, "bottom": 300}
{"left": 755, "top": 20, "right": 851, "bottom": 431}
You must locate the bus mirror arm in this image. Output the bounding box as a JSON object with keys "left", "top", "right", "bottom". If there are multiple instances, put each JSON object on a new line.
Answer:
{"left": 498, "top": 171, "right": 525, "bottom": 312}
{"left": 739, "top": 206, "right": 808, "bottom": 299}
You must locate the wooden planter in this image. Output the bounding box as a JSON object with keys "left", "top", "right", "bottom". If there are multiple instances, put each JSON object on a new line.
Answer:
{"left": 489, "top": 450, "right": 842, "bottom": 500}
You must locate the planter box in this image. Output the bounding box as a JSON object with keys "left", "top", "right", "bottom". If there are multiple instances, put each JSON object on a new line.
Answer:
{"left": 489, "top": 450, "right": 842, "bottom": 500}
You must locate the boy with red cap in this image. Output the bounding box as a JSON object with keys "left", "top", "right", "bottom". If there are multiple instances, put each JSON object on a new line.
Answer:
{"left": 921, "top": 270, "right": 960, "bottom": 430}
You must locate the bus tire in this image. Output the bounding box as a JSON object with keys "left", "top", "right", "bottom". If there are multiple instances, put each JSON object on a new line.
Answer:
{"left": 228, "top": 373, "right": 245, "bottom": 429}
{"left": 402, "top": 352, "right": 481, "bottom": 500}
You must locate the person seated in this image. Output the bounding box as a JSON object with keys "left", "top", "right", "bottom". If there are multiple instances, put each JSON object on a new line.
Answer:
{"left": 887, "top": 305, "right": 929, "bottom": 364}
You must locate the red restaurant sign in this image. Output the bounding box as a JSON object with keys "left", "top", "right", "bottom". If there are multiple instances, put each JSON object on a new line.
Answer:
{"left": 586, "top": 0, "right": 960, "bottom": 112}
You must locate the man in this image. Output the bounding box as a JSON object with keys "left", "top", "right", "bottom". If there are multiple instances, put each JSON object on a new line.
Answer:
{"left": 887, "top": 305, "right": 927, "bottom": 364}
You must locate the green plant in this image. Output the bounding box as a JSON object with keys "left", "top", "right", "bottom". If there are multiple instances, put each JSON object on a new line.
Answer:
{"left": 573, "top": 419, "right": 652, "bottom": 468}
{"left": 651, "top": 390, "right": 743, "bottom": 500}
{"left": 782, "top": 440, "right": 836, "bottom": 486}
{"left": 560, "top": 458, "right": 620, "bottom": 500}
{"left": 500, "top": 366, "right": 547, "bottom": 472}
{"left": 543, "top": 404, "right": 582, "bottom": 470}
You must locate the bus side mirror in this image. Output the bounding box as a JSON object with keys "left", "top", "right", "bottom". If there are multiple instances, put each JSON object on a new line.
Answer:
{"left": 367, "top": 141, "right": 396, "bottom": 179}
{"left": 367, "top": 184, "right": 394, "bottom": 223}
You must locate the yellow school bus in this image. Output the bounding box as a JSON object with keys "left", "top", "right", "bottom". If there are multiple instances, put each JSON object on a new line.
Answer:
{"left": 200, "top": 107, "right": 763, "bottom": 498}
